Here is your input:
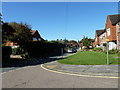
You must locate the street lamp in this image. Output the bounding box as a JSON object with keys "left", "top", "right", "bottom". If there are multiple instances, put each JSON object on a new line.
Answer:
{"left": 106, "top": 39, "right": 109, "bottom": 65}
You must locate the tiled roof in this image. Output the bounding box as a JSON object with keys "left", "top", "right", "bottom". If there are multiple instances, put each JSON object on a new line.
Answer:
{"left": 30, "top": 30, "right": 37, "bottom": 35}
{"left": 96, "top": 30, "right": 105, "bottom": 36}
{"left": 108, "top": 14, "right": 120, "bottom": 25}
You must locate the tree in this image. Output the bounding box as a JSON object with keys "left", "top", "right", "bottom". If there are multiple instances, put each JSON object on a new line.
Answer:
{"left": 9, "top": 22, "right": 32, "bottom": 51}
{"left": 2, "top": 22, "right": 15, "bottom": 43}
{"left": 69, "top": 40, "right": 77, "bottom": 44}
{"left": 63, "top": 38, "right": 69, "bottom": 43}
{"left": 81, "top": 36, "right": 91, "bottom": 49}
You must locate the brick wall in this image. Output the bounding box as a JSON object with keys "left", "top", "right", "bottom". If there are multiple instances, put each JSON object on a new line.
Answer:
{"left": 106, "top": 17, "right": 117, "bottom": 41}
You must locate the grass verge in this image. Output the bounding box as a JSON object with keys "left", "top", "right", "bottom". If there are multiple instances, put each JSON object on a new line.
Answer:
{"left": 58, "top": 51, "right": 119, "bottom": 65}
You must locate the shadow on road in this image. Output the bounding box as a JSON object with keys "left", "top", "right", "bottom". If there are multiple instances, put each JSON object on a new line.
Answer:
{"left": 2, "top": 57, "right": 63, "bottom": 68}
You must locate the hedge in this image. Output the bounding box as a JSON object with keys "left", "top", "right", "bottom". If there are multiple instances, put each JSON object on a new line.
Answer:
{"left": 25, "top": 41, "right": 65, "bottom": 57}
{"left": 93, "top": 47, "right": 103, "bottom": 52}
{"left": 2, "top": 46, "right": 12, "bottom": 61}
{"left": 108, "top": 49, "right": 118, "bottom": 54}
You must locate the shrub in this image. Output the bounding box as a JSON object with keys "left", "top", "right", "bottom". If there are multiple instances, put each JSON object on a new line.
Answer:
{"left": 25, "top": 41, "right": 65, "bottom": 57}
{"left": 2, "top": 46, "right": 12, "bottom": 61}
{"left": 108, "top": 49, "right": 118, "bottom": 54}
{"left": 93, "top": 47, "right": 103, "bottom": 52}
{"left": 12, "top": 48, "right": 20, "bottom": 55}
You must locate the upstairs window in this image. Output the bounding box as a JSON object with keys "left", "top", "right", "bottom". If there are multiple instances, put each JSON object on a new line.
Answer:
{"left": 107, "top": 28, "right": 110, "bottom": 36}
{"left": 118, "top": 25, "right": 120, "bottom": 32}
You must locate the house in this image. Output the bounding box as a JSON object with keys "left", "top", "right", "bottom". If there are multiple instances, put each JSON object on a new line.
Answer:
{"left": 105, "top": 14, "right": 120, "bottom": 50}
{"left": 116, "top": 22, "right": 120, "bottom": 50}
{"left": 5, "top": 30, "right": 44, "bottom": 47}
{"left": 30, "top": 30, "right": 44, "bottom": 41}
{"left": 95, "top": 30, "right": 105, "bottom": 47}
{"left": 99, "top": 30, "right": 106, "bottom": 48}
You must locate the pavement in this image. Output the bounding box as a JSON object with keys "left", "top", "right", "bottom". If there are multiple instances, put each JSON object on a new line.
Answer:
{"left": 43, "top": 61, "right": 119, "bottom": 77}
{"left": 42, "top": 52, "right": 120, "bottom": 77}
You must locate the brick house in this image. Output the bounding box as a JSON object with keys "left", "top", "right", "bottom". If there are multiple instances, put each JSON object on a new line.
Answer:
{"left": 5, "top": 30, "right": 44, "bottom": 47}
{"left": 116, "top": 22, "right": 120, "bottom": 50}
{"left": 30, "top": 30, "right": 44, "bottom": 41}
{"left": 105, "top": 14, "right": 120, "bottom": 50}
{"left": 95, "top": 30, "right": 105, "bottom": 47}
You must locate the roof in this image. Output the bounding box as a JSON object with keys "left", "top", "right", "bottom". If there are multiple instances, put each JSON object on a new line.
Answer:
{"left": 96, "top": 30, "right": 105, "bottom": 36}
{"left": 90, "top": 39, "right": 95, "bottom": 42}
{"left": 108, "top": 14, "right": 120, "bottom": 25}
{"left": 30, "top": 30, "right": 37, "bottom": 35}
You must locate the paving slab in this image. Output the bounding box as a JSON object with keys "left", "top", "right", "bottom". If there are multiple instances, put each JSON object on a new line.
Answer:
{"left": 43, "top": 61, "right": 119, "bottom": 77}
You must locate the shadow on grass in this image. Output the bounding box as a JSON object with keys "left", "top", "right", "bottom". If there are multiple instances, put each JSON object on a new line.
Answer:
{"left": 2, "top": 57, "right": 63, "bottom": 68}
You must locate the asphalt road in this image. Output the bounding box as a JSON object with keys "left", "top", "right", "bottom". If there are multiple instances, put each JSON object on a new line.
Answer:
{"left": 2, "top": 65, "right": 118, "bottom": 88}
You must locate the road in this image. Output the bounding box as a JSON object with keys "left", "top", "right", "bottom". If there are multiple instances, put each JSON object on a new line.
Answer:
{"left": 1, "top": 53, "right": 75, "bottom": 73}
{"left": 2, "top": 64, "right": 118, "bottom": 88}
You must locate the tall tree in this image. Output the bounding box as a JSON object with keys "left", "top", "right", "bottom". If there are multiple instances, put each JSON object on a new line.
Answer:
{"left": 9, "top": 22, "right": 32, "bottom": 50}
{"left": 2, "top": 22, "right": 15, "bottom": 43}
{"left": 69, "top": 40, "right": 77, "bottom": 44}
{"left": 81, "top": 36, "right": 91, "bottom": 49}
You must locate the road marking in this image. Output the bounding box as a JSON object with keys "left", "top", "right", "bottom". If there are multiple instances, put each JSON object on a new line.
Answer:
{"left": 41, "top": 64, "right": 120, "bottom": 79}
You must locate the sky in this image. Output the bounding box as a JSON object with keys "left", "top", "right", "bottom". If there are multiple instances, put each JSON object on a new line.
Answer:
{"left": 2, "top": 2, "right": 118, "bottom": 41}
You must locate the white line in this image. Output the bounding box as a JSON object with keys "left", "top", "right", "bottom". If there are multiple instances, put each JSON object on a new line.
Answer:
{"left": 41, "top": 64, "right": 120, "bottom": 79}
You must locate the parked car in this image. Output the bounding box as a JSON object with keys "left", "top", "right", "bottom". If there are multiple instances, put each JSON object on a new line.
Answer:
{"left": 67, "top": 47, "right": 77, "bottom": 53}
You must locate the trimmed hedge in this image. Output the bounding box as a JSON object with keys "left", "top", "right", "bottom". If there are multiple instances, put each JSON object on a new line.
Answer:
{"left": 93, "top": 47, "right": 103, "bottom": 52}
{"left": 25, "top": 41, "right": 65, "bottom": 57}
{"left": 2, "top": 46, "right": 12, "bottom": 61}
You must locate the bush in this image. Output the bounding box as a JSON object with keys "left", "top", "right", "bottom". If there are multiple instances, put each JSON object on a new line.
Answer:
{"left": 108, "top": 49, "right": 118, "bottom": 54}
{"left": 2, "top": 46, "right": 12, "bottom": 61}
{"left": 12, "top": 48, "right": 20, "bottom": 55}
{"left": 25, "top": 41, "right": 65, "bottom": 57}
{"left": 93, "top": 47, "right": 103, "bottom": 52}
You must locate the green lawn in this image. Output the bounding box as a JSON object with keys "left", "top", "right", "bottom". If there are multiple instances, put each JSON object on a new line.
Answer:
{"left": 58, "top": 51, "right": 119, "bottom": 65}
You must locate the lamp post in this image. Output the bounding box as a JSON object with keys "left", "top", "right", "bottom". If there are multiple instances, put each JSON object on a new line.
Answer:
{"left": 106, "top": 39, "right": 109, "bottom": 65}
{"left": 61, "top": 48, "right": 63, "bottom": 58}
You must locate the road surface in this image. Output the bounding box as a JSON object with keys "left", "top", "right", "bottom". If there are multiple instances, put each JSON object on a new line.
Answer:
{"left": 2, "top": 64, "right": 118, "bottom": 88}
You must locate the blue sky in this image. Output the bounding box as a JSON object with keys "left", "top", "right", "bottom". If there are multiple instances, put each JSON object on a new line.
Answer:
{"left": 2, "top": 2, "right": 118, "bottom": 41}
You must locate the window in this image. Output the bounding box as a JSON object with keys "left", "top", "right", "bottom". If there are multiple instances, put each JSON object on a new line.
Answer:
{"left": 107, "top": 28, "right": 110, "bottom": 36}
{"left": 33, "top": 37, "right": 37, "bottom": 40}
{"left": 118, "top": 26, "right": 120, "bottom": 32}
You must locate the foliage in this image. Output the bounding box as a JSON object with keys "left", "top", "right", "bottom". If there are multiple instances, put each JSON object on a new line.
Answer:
{"left": 2, "top": 22, "right": 15, "bottom": 43}
{"left": 93, "top": 47, "right": 103, "bottom": 52}
{"left": 12, "top": 48, "right": 21, "bottom": 55}
{"left": 107, "top": 49, "right": 118, "bottom": 54}
{"left": 9, "top": 22, "right": 32, "bottom": 48}
{"left": 63, "top": 38, "right": 69, "bottom": 43}
{"left": 2, "top": 46, "right": 12, "bottom": 61}
{"left": 25, "top": 41, "right": 65, "bottom": 57}
{"left": 81, "top": 36, "right": 92, "bottom": 49}
{"left": 69, "top": 40, "right": 77, "bottom": 44}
